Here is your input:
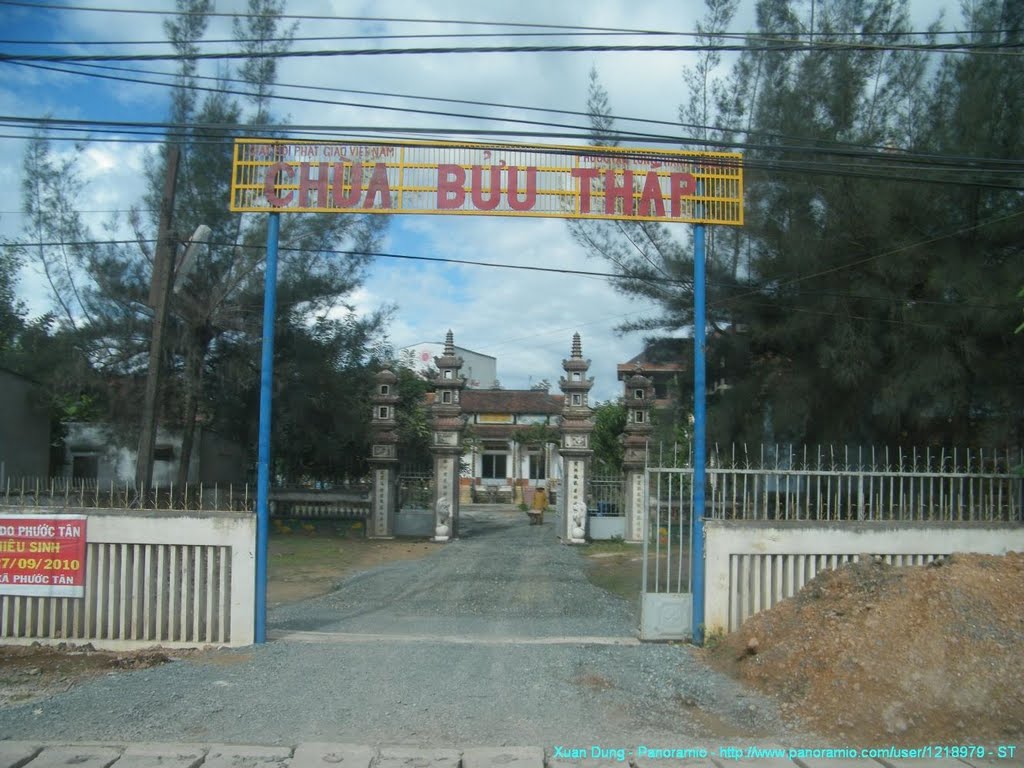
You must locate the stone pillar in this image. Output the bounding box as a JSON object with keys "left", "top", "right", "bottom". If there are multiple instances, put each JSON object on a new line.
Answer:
{"left": 368, "top": 369, "right": 399, "bottom": 539}
{"left": 430, "top": 330, "right": 466, "bottom": 541}
{"left": 622, "top": 368, "right": 655, "bottom": 543}
{"left": 558, "top": 332, "right": 594, "bottom": 544}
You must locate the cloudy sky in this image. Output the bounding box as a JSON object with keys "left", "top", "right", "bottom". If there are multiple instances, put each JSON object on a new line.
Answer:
{"left": 0, "top": 0, "right": 953, "bottom": 401}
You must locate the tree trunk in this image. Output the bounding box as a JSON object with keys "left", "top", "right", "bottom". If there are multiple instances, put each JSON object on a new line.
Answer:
{"left": 175, "top": 333, "right": 207, "bottom": 498}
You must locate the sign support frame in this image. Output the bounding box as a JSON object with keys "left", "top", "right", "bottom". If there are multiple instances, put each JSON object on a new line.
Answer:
{"left": 236, "top": 139, "right": 741, "bottom": 646}
{"left": 254, "top": 212, "right": 280, "bottom": 644}
{"left": 691, "top": 221, "right": 707, "bottom": 646}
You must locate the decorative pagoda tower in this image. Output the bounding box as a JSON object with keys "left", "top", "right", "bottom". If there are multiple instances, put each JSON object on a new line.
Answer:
{"left": 368, "top": 369, "right": 399, "bottom": 538}
{"left": 622, "top": 367, "right": 655, "bottom": 543}
{"left": 558, "top": 332, "right": 594, "bottom": 544}
{"left": 429, "top": 330, "right": 466, "bottom": 541}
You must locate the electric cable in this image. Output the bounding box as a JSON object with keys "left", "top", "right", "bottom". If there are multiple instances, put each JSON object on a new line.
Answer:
{"left": 3, "top": 39, "right": 1023, "bottom": 65}
{"left": 0, "top": 0, "right": 1007, "bottom": 40}
{"left": 1, "top": 112, "right": 1021, "bottom": 191}
{"left": 14, "top": 202, "right": 1022, "bottom": 316}
{"left": 10, "top": 58, "right": 1024, "bottom": 175}
{"left": 709, "top": 208, "right": 1024, "bottom": 308}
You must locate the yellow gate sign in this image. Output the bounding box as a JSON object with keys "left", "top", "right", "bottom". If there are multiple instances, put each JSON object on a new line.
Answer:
{"left": 231, "top": 139, "right": 743, "bottom": 226}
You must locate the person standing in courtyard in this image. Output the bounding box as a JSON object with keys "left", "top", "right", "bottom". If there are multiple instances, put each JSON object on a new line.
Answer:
{"left": 529, "top": 485, "right": 548, "bottom": 525}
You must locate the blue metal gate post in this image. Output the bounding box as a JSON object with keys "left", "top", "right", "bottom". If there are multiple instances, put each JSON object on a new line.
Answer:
{"left": 691, "top": 222, "right": 707, "bottom": 645}
{"left": 255, "top": 212, "right": 281, "bottom": 644}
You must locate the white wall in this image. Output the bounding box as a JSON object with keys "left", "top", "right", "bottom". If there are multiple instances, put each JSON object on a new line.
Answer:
{"left": 704, "top": 520, "right": 1024, "bottom": 634}
{"left": 401, "top": 343, "right": 498, "bottom": 389}
{"left": 0, "top": 507, "right": 255, "bottom": 648}
{"left": 64, "top": 423, "right": 200, "bottom": 486}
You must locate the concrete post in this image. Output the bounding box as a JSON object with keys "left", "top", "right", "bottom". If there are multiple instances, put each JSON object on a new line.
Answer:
{"left": 622, "top": 368, "right": 655, "bottom": 543}
{"left": 368, "top": 369, "right": 400, "bottom": 538}
{"left": 430, "top": 330, "right": 466, "bottom": 541}
{"left": 558, "top": 333, "right": 594, "bottom": 544}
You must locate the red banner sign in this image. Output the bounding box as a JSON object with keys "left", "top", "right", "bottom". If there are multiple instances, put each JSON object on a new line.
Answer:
{"left": 0, "top": 514, "right": 87, "bottom": 597}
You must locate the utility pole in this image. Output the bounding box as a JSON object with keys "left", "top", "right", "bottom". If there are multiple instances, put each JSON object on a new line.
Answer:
{"left": 136, "top": 145, "right": 180, "bottom": 492}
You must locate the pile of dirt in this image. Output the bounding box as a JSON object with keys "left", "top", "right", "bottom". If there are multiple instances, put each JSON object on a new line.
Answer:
{"left": 705, "top": 552, "right": 1024, "bottom": 745}
{"left": 0, "top": 643, "right": 190, "bottom": 708}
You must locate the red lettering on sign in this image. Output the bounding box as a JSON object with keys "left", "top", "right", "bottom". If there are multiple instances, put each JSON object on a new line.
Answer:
{"left": 437, "top": 164, "right": 466, "bottom": 208}
{"left": 605, "top": 170, "right": 634, "bottom": 216}
{"left": 571, "top": 168, "right": 599, "bottom": 214}
{"left": 298, "top": 162, "right": 328, "bottom": 208}
{"left": 0, "top": 515, "right": 87, "bottom": 597}
{"left": 363, "top": 163, "right": 392, "bottom": 209}
{"left": 332, "top": 162, "right": 363, "bottom": 207}
{"left": 670, "top": 173, "right": 697, "bottom": 218}
{"left": 471, "top": 165, "right": 502, "bottom": 210}
{"left": 507, "top": 167, "right": 537, "bottom": 211}
{"left": 264, "top": 162, "right": 294, "bottom": 206}
{"left": 638, "top": 170, "right": 666, "bottom": 218}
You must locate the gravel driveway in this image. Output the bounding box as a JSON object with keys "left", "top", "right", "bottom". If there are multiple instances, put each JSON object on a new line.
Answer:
{"left": 0, "top": 506, "right": 793, "bottom": 748}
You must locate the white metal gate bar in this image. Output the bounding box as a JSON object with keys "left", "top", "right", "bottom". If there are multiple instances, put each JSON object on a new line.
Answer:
{"left": 642, "top": 468, "right": 693, "bottom": 595}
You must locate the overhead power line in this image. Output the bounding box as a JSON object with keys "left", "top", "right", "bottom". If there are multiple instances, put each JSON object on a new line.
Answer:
{"left": 16, "top": 58, "right": 1024, "bottom": 174}
{"left": 0, "top": 1, "right": 698, "bottom": 32}
{"left": 710, "top": 208, "right": 1024, "bottom": 309}
{"left": 12, "top": 235, "right": 1015, "bottom": 332}
{"left": 2, "top": 113, "right": 1021, "bottom": 192}
{"left": 2, "top": 40, "right": 1023, "bottom": 65}
{"left": 7, "top": 237, "right": 692, "bottom": 286}
{"left": 0, "top": 31, "right": 694, "bottom": 46}
{"left": 0, "top": 0, "right": 1015, "bottom": 43}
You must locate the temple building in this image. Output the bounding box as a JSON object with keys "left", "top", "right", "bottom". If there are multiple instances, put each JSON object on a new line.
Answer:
{"left": 458, "top": 388, "right": 562, "bottom": 504}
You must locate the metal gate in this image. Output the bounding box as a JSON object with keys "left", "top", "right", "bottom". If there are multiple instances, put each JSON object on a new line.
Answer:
{"left": 641, "top": 466, "right": 695, "bottom": 640}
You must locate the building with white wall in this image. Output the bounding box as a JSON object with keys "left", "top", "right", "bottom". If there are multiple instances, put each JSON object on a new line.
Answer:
{"left": 63, "top": 422, "right": 247, "bottom": 488}
{"left": 401, "top": 342, "right": 497, "bottom": 389}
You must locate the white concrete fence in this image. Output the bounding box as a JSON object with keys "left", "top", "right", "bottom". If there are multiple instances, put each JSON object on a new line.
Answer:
{"left": 0, "top": 508, "right": 255, "bottom": 648}
{"left": 704, "top": 519, "right": 1024, "bottom": 635}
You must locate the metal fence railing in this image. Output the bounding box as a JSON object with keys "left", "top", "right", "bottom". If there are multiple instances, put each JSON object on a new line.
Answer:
{"left": 0, "top": 477, "right": 376, "bottom": 518}
{"left": 398, "top": 472, "right": 433, "bottom": 510}
{"left": 588, "top": 473, "right": 625, "bottom": 516}
{"left": 645, "top": 444, "right": 1023, "bottom": 523}
{"left": 0, "top": 477, "right": 255, "bottom": 512}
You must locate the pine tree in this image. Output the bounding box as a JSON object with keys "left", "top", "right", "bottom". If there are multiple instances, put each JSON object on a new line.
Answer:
{"left": 575, "top": 0, "right": 1024, "bottom": 447}
{"left": 13, "top": 0, "right": 390, "bottom": 483}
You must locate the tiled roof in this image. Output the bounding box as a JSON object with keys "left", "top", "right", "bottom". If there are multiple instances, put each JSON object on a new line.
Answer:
{"left": 461, "top": 389, "right": 562, "bottom": 415}
{"left": 617, "top": 361, "right": 687, "bottom": 374}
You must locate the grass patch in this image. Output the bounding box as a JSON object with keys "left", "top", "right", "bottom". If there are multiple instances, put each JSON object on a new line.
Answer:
{"left": 583, "top": 543, "right": 691, "bottom": 604}
{"left": 268, "top": 518, "right": 437, "bottom": 605}
{"left": 586, "top": 553, "right": 643, "bottom": 601}
{"left": 583, "top": 539, "right": 636, "bottom": 555}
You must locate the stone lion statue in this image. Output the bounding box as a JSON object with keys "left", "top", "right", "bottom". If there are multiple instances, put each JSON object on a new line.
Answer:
{"left": 435, "top": 495, "right": 451, "bottom": 537}
{"left": 570, "top": 498, "right": 587, "bottom": 539}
